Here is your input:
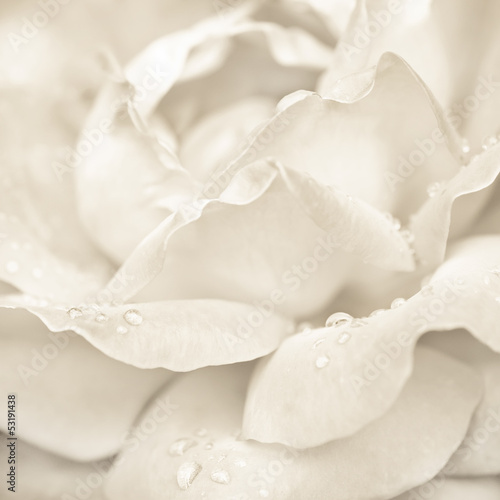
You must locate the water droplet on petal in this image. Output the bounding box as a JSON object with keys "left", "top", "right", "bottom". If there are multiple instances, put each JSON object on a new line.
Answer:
{"left": 337, "top": 331, "right": 351, "bottom": 344}
{"left": 5, "top": 261, "right": 19, "bottom": 274}
{"left": 369, "top": 309, "right": 385, "bottom": 317}
{"left": 312, "top": 338, "right": 325, "bottom": 349}
{"left": 350, "top": 318, "right": 366, "bottom": 328}
{"left": 482, "top": 135, "right": 498, "bottom": 150}
{"left": 67, "top": 308, "right": 83, "bottom": 319}
{"left": 177, "top": 462, "right": 202, "bottom": 490}
{"left": 315, "top": 355, "right": 330, "bottom": 368}
{"left": 461, "top": 138, "right": 470, "bottom": 154}
{"left": 400, "top": 229, "right": 415, "bottom": 244}
{"left": 169, "top": 438, "right": 198, "bottom": 456}
{"left": 32, "top": 267, "right": 43, "bottom": 279}
{"left": 427, "top": 182, "right": 442, "bottom": 198}
{"left": 384, "top": 212, "right": 401, "bottom": 230}
{"left": 210, "top": 469, "right": 230, "bottom": 485}
{"left": 95, "top": 312, "right": 109, "bottom": 323}
{"left": 116, "top": 325, "right": 128, "bottom": 334}
{"left": 259, "top": 489, "right": 270, "bottom": 498}
{"left": 194, "top": 428, "right": 207, "bottom": 437}
{"left": 298, "top": 321, "right": 313, "bottom": 334}
{"left": 391, "top": 297, "right": 406, "bottom": 309}
{"left": 325, "top": 312, "right": 352, "bottom": 328}
{"left": 123, "top": 309, "right": 143, "bottom": 326}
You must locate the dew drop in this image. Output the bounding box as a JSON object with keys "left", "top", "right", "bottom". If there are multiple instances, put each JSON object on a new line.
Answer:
{"left": 315, "top": 355, "right": 330, "bottom": 368}
{"left": 176, "top": 462, "right": 202, "bottom": 490}
{"left": 427, "top": 182, "right": 442, "bottom": 198}
{"left": 482, "top": 135, "right": 498, "bottom": 150}
{"left": 95, "top": 312, "right": 109, "bottom": 323}
{"left": 391, "top": 297, "right": 406, "bottom": 309}
{"left": 325, "top": 312, "right": 352, "bottom": 328}
{"left": 384, "top": 212, "right": 401, "bottom": 230}
{"left": 312, "top": 338, "right": 325, "bottom": 349}
{"left": 461, "top": 139, "right": 470, "bottom": 154}
{"left": 210, "top": 468, "right": 230, "bottom": 485}
{"left": 194, "top": 428, "right": 208, "bottom": 437}
{"left": 337, "top": 331, "right": 351, "bottom": 344}
{"left": 350, "top": 318, "right": 367, "bottom": 328}
{"left": 116, "top": 325, "right": 128, "bottom": 334}
{"left": 169, "top": 438, "right": 198, "bottom": 456}
{"left": 32, "top": 267, "right": 43, "bottom": 279}
{"left": 298, "top": 322, "right": 313, "bottom": 334}
{"left": 369, "top": 309, "right": 385, "bottom": 318}
{"left": 123, "top": 309, "right": 143, "bottom": 326}
{"left": 67, "top": 307, "right": 83, "bottom": 319}
{"left": 400, "top": 229, "right": 415, "bottom": 244}
{"left": 5, "top": 261, "right": 19, "bottom": 274}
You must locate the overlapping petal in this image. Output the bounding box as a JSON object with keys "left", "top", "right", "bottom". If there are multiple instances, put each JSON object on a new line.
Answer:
{"left": 242, "top": 235, "right": 500, "bottom": 447}
{"left": 103, "top": 346, "right": 480, "bottom": 500}
{"left": 0, "top": 308, "right": 171, "bottom": 461}
{"left": 0, "top": 294, "right": 294, "bottom": 371}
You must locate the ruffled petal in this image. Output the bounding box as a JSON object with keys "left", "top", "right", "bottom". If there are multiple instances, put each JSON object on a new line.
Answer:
{"left": 0, "top": 308, "right": 171, "bottom": 461}
{"left": 103, "top": 346, "right": 481, "bottom": 500}
{"left": 0, "top": 294, "right": 293, "bottom": 371}
{"left": 242, "top": 235, "right": 500, "bottom": 447}
{"left": 422, "top": 330, "right": 500, "bottom": 476}
{"left": 98, "top": 159, "right": 414, "bottom": 318}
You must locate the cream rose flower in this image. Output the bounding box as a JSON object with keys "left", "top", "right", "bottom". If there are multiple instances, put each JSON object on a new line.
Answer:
{"left": 1, "top": 0, "right": 500, "bottom": 499}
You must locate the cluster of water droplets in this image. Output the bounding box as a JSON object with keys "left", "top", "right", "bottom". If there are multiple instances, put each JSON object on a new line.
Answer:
{"left": 172, "top": 426, "right": 252, "bottom": 492}
{"left": 65, "top": 306, "right": 143, "bottom": 335}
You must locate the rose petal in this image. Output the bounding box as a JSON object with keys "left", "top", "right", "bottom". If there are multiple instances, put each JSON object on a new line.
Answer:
{"left": 99, "top": 158, "right": 414, "bottom": 318}
{"left": 0, "top": 435, "right": 108, "bottom": 499}
{"left": 125, "top": 19, "right": 333, "bottom": 122}
{"left": 0, "top": 294, "right": 294, "bottom": 371}
{"left": 0, "top": 216, "right": 111, "bottom": 302}
{"left": 410, "top": 142, "right": 500, "bottom": 268}
{"left": 103, "top": 346, "right": 481, "bottom": 500}
{"left": 242, "top": 234, "right": 500, "bottom": 447}
{"left": 318, "top": 0, "right": 491, "bottom": 108}
{"left": 392, "top": 476, "right": 500, "bottom": 500}
{"left": 422, "top": 330, "right": 500, "bottom": 476}
{"left": 0, "top": 308, "right": 171, "bottom": 461}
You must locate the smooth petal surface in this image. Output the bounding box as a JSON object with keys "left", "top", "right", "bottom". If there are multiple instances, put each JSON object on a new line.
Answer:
{"left": 422, "top": 330, "right": 500, "bottom": 476}
{"left": 242, "top": 235, "right": 500, "bottom": 448}
{"left": 393, "top": 476, "right": 500, "bottom": 500}
{"left": 0, "top": 435, "right": 108, "bottom": 499}
{"left": 104, "top": 346, "right": 481, "bottom": 500}
{"left": 0, "top": 308, "right": 171, "bottom": 461}
{"left": 0, "top": 295, "right": 293, "bottom": 371}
